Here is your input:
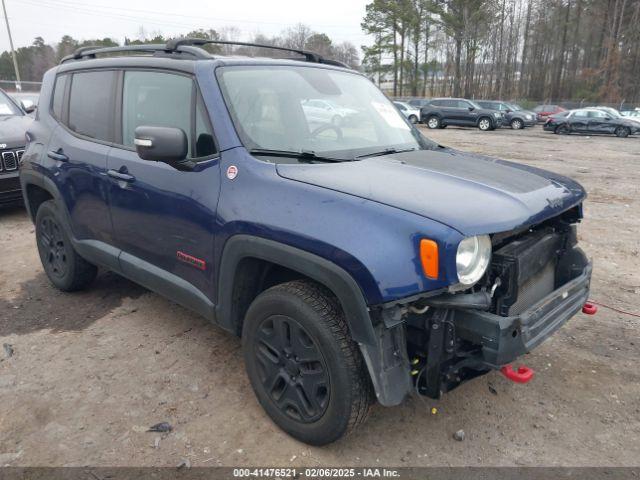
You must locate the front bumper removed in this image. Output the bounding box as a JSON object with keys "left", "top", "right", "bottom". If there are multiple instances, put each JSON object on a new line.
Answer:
{"left": 455, "top": 261, "right": 592, "bottom": 368}
{"left": 406, "top": 258, "right": 592, "bottom": 399}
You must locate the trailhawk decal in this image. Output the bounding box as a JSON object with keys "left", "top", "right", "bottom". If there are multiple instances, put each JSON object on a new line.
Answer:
{"left": 176, "top": 251, "right": 206, "bottom": 271}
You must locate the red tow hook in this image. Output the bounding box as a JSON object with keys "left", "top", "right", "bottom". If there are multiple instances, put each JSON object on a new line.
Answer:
{"left": 582, "top": 302, "right": 598, "bottom": 315}
{"left": 500, "top": 365, "right": 535, "bottom": 384}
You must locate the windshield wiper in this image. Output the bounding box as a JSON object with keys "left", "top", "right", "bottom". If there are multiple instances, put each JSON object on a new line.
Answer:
{"left": 355, "top": 147, "right": 417, "bottom": 159}
{"left": 249, "top": 148, "right": 347, "bottom": 163}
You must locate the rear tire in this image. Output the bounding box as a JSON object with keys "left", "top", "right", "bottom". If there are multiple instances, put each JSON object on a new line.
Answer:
{"left": 615, "top": 126, "right": 630, "bottom": 138}
{"left": 408, "top": 114, "right": 418, "bottom": 124}
{"left": 426, "top": 116, "right": 440, "bottom": 129}
{"left": 35, "top": 200, "right": 98, "bottom": 292}
{"left": 478, "top": 117, "right": 492, "bottom": 131}
{"left": 242, "top": 280, "right": 372, "bottom": 445}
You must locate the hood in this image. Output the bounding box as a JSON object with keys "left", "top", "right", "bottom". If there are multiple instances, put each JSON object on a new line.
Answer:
{"left": 276, "top": 148, "right": 586, "bottom": 236}
{"left": 0, "top": 115, "right": 32, "bottom": 148}
{"left": 621, "top": 118, "right": 640, "bottom": 129}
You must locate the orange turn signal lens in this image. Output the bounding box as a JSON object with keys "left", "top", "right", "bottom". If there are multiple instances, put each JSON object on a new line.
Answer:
{"left": 420, "top": 239, "right": 439, "bottom": 279}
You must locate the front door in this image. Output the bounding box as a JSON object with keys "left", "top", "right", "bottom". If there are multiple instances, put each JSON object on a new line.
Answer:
{"left": 587, "top": 110, "right": 614, "bottom": 134}
{"left": 106, "top": 69, "right": 220, "bottom": 304}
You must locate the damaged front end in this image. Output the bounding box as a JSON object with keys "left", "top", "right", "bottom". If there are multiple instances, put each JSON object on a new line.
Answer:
{"left": 364, "top": 207, "right": 593, "bottom": 405}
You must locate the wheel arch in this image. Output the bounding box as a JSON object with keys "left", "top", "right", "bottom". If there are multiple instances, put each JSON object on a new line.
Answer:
{"left": 477, "top": 115, "right": 493, "bottom": 127}
{"left": 216, "top": 235, "right": 376, "bottom": 346}
{"left": 21, "top": 171, "right": 63, "bottom": 224}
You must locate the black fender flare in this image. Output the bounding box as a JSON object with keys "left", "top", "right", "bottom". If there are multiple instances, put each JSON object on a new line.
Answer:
{"left": 215, "top": 235, "right": 376, "bottom": 345}
{"left": 20, "top": 169, "right": 65, "bottom": 223}
{"left": 216, "top": 235, "right": 412, "bottom": 406}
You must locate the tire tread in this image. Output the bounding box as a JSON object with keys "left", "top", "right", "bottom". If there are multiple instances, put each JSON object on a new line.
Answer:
{"left": 265, "top": 280, "right": 373, "bottom": 437}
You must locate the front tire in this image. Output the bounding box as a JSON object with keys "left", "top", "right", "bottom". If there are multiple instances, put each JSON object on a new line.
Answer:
{"left": 35, "top": 200, "right": 98, "bottom": 291}
{"left": 510, "top": 118, "right": 524, "bottom": 130}
{"left": 615, "top": 126, "right": 630, "bottom": 138}
{"left": 478, "top": 117, "right": 492, "bottom": 131}
{"left": 242, "top": 280, "right": 372, "bottom": 445}
{"left": 555, "top": 124, "right": 570, "bottom": 135}
{"left": 426, "top": 115, "right": 441, "bottom": 129}
{"left": 408, "top": 114, "right": 418, "bottom": 124}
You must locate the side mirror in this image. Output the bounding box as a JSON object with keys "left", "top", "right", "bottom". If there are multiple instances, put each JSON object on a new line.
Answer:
{"left": 134, "top": 126, "right": 188, "bottom": 165}
{"left": 604, "top": 116, "right": 611, "bottom": 120}
{"left": 21, "top": 100, "right": 36, "bottom": 114}
{"left": 468, "top": 106, "right": 475, "bottom": 111}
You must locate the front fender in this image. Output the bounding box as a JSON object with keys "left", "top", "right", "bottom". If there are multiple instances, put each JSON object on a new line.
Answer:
{"left": 216, "top": 234, "right": 376, "bottom": 345}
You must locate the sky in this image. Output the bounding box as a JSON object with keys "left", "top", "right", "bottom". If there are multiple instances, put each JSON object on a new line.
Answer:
{"left": 1, "top": 0, "right": 372, "bottom": 51}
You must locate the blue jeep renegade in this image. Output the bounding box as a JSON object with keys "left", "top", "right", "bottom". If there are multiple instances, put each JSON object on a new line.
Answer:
{"left": 19, "top": 39, "right": 592, "bottom": 445}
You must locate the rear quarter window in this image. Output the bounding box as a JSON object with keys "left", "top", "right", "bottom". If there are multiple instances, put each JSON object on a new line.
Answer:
{"left": 51, "top": 74, "right": 69, "bottom": 120}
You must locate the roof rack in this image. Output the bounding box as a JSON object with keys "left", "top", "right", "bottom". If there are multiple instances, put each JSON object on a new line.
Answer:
{"left": 60, "top": 38, "right": 349, "bottom": 68}
{"left": 59, "top": 43, "right": 209, "bottom": 64}
{"left": 166, "top": 39, "right": 349, "bottom": 67}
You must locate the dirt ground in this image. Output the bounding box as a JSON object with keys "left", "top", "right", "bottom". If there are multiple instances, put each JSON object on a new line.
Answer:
{"left": 1, "top": 126, "right": 639, "bottom": 467}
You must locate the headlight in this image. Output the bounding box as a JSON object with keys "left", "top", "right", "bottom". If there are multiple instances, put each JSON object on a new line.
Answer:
{"left": 526, "top": 114, "right": 532, "bottom": 120}
{"left": 456, "top": 235, "right": 492, "bottom": 286}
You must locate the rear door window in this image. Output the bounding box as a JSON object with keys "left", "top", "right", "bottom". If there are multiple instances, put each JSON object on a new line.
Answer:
{"left": 68, "top": 70, "right": 117, "bottom": 141}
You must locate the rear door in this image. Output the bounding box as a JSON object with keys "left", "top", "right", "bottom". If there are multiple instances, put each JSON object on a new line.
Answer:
{"left": 106, "top": 69, "right": 220, "bottom": 303}
{"left": 45, "top": 69, "right": 117, "bottom": 258}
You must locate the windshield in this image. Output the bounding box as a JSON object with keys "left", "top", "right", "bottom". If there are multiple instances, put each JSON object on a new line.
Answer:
{"left": 217, "top": 65, "right": 434, "bottom": 160}
{"left": 599, "top": 107, "right": 621, "bottom": 118}
{"left": 0, "top": 90, "right": 23, "bottom": 116}
{"left": 507, "top": 103, "right": 522, "bottom": 111}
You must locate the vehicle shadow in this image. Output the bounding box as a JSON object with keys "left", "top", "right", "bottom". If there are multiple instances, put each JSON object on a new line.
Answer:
{"left": 0, "top": 271, "right": 147, "bottom": 336}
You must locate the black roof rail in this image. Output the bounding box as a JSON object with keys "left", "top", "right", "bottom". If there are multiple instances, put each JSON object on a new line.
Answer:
{"left": 165, "top": 38, "right": 349, "bottom": 68}
{"left": 59, "top": 39, "right": 350, "bottom": 69}
{"left": 59, "top": 43, "right": 209, "bottom": 64}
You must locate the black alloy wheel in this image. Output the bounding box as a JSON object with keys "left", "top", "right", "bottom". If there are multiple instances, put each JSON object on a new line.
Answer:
{"left": 242, "top": 280, "right": 372, "bottom": 445}
{"left": 35, "top": 200, "right": 97, "bottom": 291}
{"left": 38, "top": 215, "right": 68, "bottom": 281}
{"left": 253, "top": 314, "right": 330, "bottom": 423}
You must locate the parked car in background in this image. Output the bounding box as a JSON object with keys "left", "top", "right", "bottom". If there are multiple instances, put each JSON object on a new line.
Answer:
{"left": 393, "top": 101, "right": 421, "bottom": 123}
{"left": 620, "top": 109, "right": 640, "bottom": 119}
{"left": 0, "top": 88, "right": 33, "bottom": 207}
{"left": 596, "top": 106, "right": 640, "bottom": 126}
{"left": 533, "top": 104, "right": 566, "bottom": 123}
{"left": 421, "top": 98, "right": 503, "bottom": 131}
{"left": 407, "top": 98, "right": 431, "bottom": 109}
{"left": 543, "top": 108, "right": 639, "bottom": 137}
{"left": 476, "top": 100, "right": 536, "bottom": 129}
{"left": 301, "top": 98, "right": 360, "bottom": 127}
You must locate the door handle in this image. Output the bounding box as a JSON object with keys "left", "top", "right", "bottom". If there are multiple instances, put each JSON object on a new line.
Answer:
{"left": 47, "top": 149, "right": 68, "bottom": 162}
{"left": 107, "top": 169, "right": 135, "bottom": 182}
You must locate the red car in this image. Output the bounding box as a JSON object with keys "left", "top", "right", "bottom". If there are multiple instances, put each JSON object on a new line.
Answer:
{"left": 533, "top": 104, "right": 566, "bottom": 122}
